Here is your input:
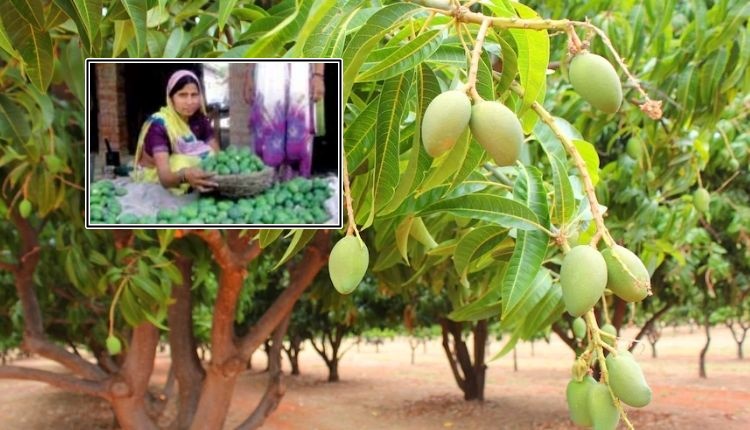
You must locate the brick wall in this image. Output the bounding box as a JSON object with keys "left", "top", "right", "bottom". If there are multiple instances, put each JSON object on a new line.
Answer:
{"left": 229, "top": 63, "right": 252, "bottom": 150}
{"left": 95, "top": 63, "right": 128, "bottom": 156}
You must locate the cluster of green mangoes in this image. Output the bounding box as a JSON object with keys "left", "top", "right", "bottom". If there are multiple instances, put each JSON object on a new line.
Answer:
{"left": 566, "top": 350, "right": 652, "bottom": 429}
{"left": 421, "top": 90, "right": 525, "bottom": 167}
{"left": 560, "top": 244, "right": 650, "bottom": 317}
{"left": 200, "top": 146, "right": 266, "bottom": 175}
{"left": 90, "top": 180, "right": 127, "bottom": 224}
{"left": 329, "top": 234, "right": 370, "bottom": 295}
{"left": 421, "top": 51, "right": 622, "bottom": 166}
{"left": 118, "top": 176, "right": 332, "bottom": 225}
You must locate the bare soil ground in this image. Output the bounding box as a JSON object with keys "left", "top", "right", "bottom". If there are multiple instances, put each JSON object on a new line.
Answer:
{"left": 0, "top": 325, "right": 748, "bottom": 429}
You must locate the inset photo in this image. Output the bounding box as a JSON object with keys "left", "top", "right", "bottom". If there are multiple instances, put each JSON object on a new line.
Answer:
{"left": 85, "top": 59, "right": 342, "bottom": 228}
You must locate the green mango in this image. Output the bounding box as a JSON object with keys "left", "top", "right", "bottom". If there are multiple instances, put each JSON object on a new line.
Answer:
{"left": 566, "top": 375, "right": 596, "bottom": 426}
{"left": 469, "top": 101, "right": 524, "bottom": 167}
{"left": 19, "top": 199, "right": 32, "bottom": 219}
{"left": 602, "top": 245, "right": 650, "bottom": 302}
{"left": 106, "top": 335, "right": 122, "bottom": 355}
{"left": 600, "top": 323, "right": 617, "bottom": 348}
{"left": 693, "top": 187, "right": 710, "bottom": 213}
{"left": 572, "top": 317, "right": 587, "bottom": 340}
{"left": 569, "top": 52, "right": 623, "bottom": 114}
{"left": 587, "top": 382, "right": 620, "bottom": 430}
{"left": 329, "top": 235, "right": 369, "bottom": 294}
{"left": 606, "top": 350, "right": 652, "bottom": 407}
{"left": 421, "top": 90, "right": 472, "bottom": 157}
{"left": 560, "top": 245, "right": 608, "bottom": 317}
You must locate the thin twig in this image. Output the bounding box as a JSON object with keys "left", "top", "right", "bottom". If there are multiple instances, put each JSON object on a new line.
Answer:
{"left": 466, "top": 18, "right": 492, "bottom": 102}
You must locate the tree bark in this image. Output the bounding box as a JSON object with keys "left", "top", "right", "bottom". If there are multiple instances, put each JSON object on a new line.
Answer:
{"left": 699, "top": 315, "right": 711, "bottom": 379}
{"left": 628, "top": 303, "right": 672, "bottom": 352}
{"left": 727, "top": 321, "right": 748, "bottom": 360}
{"left": 236, "top": 312, "right": 292, "bottom": 430}
{"left": 439, "top": 318, "right": 487, "bottom": 401}
{"left": 167, "top": 256, "right": 205, "bottom": 430}
{"left": 283, "top": 334, "right": 302, "bottom": 375}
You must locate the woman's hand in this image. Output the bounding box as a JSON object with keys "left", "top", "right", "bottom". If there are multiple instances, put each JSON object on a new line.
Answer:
{"left": 183, "top": 167, "right": 218, "bottom": 192}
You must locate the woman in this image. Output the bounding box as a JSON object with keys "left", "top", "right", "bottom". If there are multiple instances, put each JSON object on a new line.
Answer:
{"left": 133, "top": 69, "right": 219, "bottom": 193}
{"left": 244, "top": 62, "right": 325, "bottom": 179}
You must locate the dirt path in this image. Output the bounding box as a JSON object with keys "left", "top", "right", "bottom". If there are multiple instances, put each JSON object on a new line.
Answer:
{"left": 0, "top": 326, "right": 748, "bottom": 429}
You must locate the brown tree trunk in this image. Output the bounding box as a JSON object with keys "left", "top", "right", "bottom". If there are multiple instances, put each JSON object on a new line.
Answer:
{"left": 727, "top": 322, "right": 748, "bottom": 360}
{"left": 439, "top": 318, "right": 487, "bottom": 401}
{"left": 699, "top": 315, "right": 711, "bottom": 379}
{"left": 283, "top": 334, "right": 302, "bottom": 375}
{"left": 167, "top": 256, "right": 205, "bottom": 430}
{"left": 236, "top": 312, "right": 292, "bottom": 430}
{"left": 627, "top": 303, "right": 672, "bottom": 352}
{"left": 310, "top": 325, "right": 346, "bottom": 383}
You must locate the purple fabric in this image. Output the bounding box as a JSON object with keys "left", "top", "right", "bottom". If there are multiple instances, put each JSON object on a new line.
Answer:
{"left": 144, "top": 114, "right": 214, "bottom": 157}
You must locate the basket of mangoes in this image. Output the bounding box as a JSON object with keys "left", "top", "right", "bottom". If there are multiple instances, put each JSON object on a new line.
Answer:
{"left": 200, "top": 146, "right": 275, "bottom": 198}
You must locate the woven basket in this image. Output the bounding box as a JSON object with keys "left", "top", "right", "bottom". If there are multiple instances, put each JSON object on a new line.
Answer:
{"left": 211, "top": 167, "right": 276, "bottom": 198}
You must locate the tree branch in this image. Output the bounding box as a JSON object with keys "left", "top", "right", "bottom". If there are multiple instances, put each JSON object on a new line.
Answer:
{"left": 628, "top": 303, "right": 672, "bottom": 352}
{"left": 0, "top": 366, "right": 107, "bottom": 398}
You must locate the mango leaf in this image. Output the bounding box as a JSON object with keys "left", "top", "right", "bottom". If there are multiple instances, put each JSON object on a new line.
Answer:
{"left": 519, "top": 285, "right": 564, "bottom": 338}
{"left": 303, "top": 2, "right": 361, "bottom": 57}
{"left": 341, "top": 2, "right": 420, "bottom": 101}
{"left": 572, "top": 139, "right": 600, "bottom": 186}
{"left": 419, "top": 129, "right": 470, "bottom": 193}
{"left": 244, "top": 1, "right": 310, "bottom": 58}
{"left": 381, "top": 64, "right": 439, "bottom": 214}
{"left": 156, "top": 230, "right": 174, "bottom": 254}
{"left": 45, "top": 2, "right": 69, "bottom": 29}
{"left": 453, "top": 225, "right": 506, "bottom": 280}
{"left": 448, "top": 281, "right": 503, "bottom": 322}
{"left": 494, "top": 35, "right": 518, "bottom": 96}
{"left": 476, "top": 51, "right": 495, "bottom": 100}
{"left": 357, "top": 29, "right": 443, "bottom": 82}
{"left": 53, "top": 0, "right": 102, "bottom": 52}
{"left": 500, "top": 269, "right": 551, "bottom": 328}
{"left": 395, "top": 215, "right": 414, "bottom": 265}
{"left": 163, "top": 26, "right": 187, "bottom": 57}
{"left": 10, "top": 0, "right": 46, "bottom": 30}
{"left": 547, "top": 155, "right": 575, "bottom": 226}
{"left": 259, "top": 229, "right": 283, "bottom": 248}
{"left": 113, "top": 20, "right": 135, "bottom": 57}
{"left": 146, "top": 29, "right": 166, "bottom": 57}
{"left": 418, "top": 193, "right": 543, "bottom": 232}
{"left": 288, "top": 0, "right": 337, "bottom": 57}
{"left": 217, "top": 0, "right": 238, "bottom": 31}
{"left": 0, "top": 94, "right": 31, "bottom": 143}
{"left": 343, "top": 99, "right": 378, "bottom": 172}
{"left": 491, "top": 332, "right": 520, "bottom": 360}
{"left": 273, "top": 229, "right": 316, "bottom": 270}
{"left": 0, "top": 17, "right": 20, "bottom": 59}
{"left": 373, "top": 69, "right": 414, "bottom": 212}
{"left": 500, "top": 165, "right": 549, "bottom": 317}
{"left": 59, "top": 38, "right": 85, "bottom": 104}
{"left": 120, "top": 0, "right": 147, "bottom": 57}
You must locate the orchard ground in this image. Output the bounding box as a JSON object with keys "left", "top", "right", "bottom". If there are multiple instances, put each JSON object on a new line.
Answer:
{"left": 0, "top": 325, "right": 747, "bottom": 429}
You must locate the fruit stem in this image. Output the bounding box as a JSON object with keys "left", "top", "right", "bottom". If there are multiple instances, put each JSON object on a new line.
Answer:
{"left": 342, "top": 150, "right": 359, "bottom": 237}
{"left": 466, "top": 18, "right": 492, "bottom": 103}
{"left": 601, "top": 292, "right": 611, "bottom": 323}
{"left": 510, "top": 81, "right": 615, "bottom": 248}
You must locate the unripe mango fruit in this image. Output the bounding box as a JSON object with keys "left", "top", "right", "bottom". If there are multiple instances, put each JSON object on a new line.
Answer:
{"left": 19, "top": 199, "right": 32, "bottom": 219}
{"left": 626, "top": 139, "right": 642, "bottom": 160}
{"left": 693, "top": 187, "right": 710, "bottom": 213}
{"left": 469, "top": 101, "right": 524, "bottom": 166}
{"left": 602, "top": 245, "right": 650, "bottom": 302}
{"left": 329, "top": 235, "right": 369, "bottom": 295}
{"left": 569, "top": 52, "right": 623, "bottom": 114}
{"left": 588, "top": 382, "right": 621, "bottom": 430}
{"left": 566, "top": 375, "right": 596, "bottom": 426}
{"left": 601, "top": 323, "right": 618, "bottom": 348}
{"left": 106, "top": 335, "right": 122, "bottom": 355}
{"left": 606, "top": 350, "right": 652, "bottom": 407}
{"left": 560, "top": 245, "right": 608, "bottom": 317}
{"left": 572, "top": 317, "right": 586, "bottom": 339}
{"left": 421, "top": 90, "right": 472, "bottom": 157}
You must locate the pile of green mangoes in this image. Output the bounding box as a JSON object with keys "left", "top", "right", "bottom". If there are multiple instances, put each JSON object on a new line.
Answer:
{"left": 200, "top": 146, "right": 266, "bottom": 175}
{"left": 421, "top": 51, "right": 621, "bottom": 166}
{"left": 90, "top": 180, "right": 127, "bottom": 224}
{"left": 118, "top": 176, "right": 332, "bottom": 225}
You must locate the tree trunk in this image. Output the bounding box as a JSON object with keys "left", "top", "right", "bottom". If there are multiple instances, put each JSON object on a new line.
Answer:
{"left": 699, "top": 315, "right": 711, "bottom": 378}
{"left": 284, "top": 335, "right": 302, "bottom": 375}
{"left": 328, "top": 359, "right": 339, "bottom": 382}
{"left": 236, "top": 312, "right": 292, "bottom": 430}
{"left": 439, "top": 317, "right": 487, "bottom": 401}
{"left": 727, "top": 322, "right": 748, "bottom": 360}
{"left": 513, "top": 347, "right": 518, "bottom": 372}
{"left": 167, "top": 256, "right": 205, "bottom": 430}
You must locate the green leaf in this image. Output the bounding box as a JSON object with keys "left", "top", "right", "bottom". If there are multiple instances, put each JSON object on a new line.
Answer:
{"left": 548, "top": 155, "right": 575, "bottom": 226}
{"left": 45, "top": 2, "right": 69, "bottom": 29}
{"left": 243, "top": 1, "right": 308, "bottom": 58}
{"left": 10, "top": 0, "right": 46, "bottom": 30}
{"left": 520, "top": 284, "right": 563, "bottom": 339}
{"left": 426, "top": 44, "right": 466, "bottom": 67}
{"left": 453, "top": 225, "right": 507, "bottom": 281}
{"left": 303, "top": 2, "right": 360, "bottom": 57}
{"left": 89, "top": 250, "right": 109, "bottom": 266}
{"left": 500, "top": 165, "right": 549, "bottom": 317}
{"left": 373, "top": 69, "right": 414, "bottom": 212}
{"left": 500, "top": 269, "right": 552, "bottom": 328}
{"left": 113, "top": 20, "right": 135, "bottom": 57}
{"left": 288, "top": 0, "right": 337, "bottom": 57}
{"left": 449, "top": 294, "right": 502, "bottom": 322}
{"left": 395, "top": 216, "right": 413, "bottom": 265}
{"left": 381, "top": 64, "right": 438, "bottom": 214}
{"left": 217, "top": 0, "right": 238, "bottom": 31}
{"left": 53, "top": 0, "right": 102, "bottom": 53}
{"left": 146, "top": 29, "right": 166, "bottom": 56}
{"left": 418, "top": 193, "right": 544, "bottom": 232}
{"left": 0, "top": 17, "right": 20, "bottom": 59}
{"left": 273, "top": 229, "right": 316, "bottom": 270}
{"left": 120, "top": 0, "right": 147, "bottom": 57}
{"left": 491, "top": 332, "right": 520, "bottom": 360}
{"left": 163, "top": 26, "right": 187, "bottom": 57}
{"left": 475, "top": 51, "right": 495, "bottom": 100}
{"left": 343, "top": 99, "right": 378, "bottom": 173}
{"left": 341, "top": 2, "right": 420, "bottom": 101}
{"left": 0, "top": 94, "right": 31, "bottom": 143}
{"left": 572, "top": 139, "right": 600, "bottom": 186}
{"left": 156, "top": 230, "right": 174, "bottom": 254}
{"left": 259, "top": 229, "right": 283, "bottom": 248}
{"left": 494, "top": 35, "right": 518, "bottom": 96}
{"left": 17, "top": 26, "right": 54, "bottom": 91}
{"left": 59, "top": 39, "right": 85, "bottom": 104}
{"left": 357, "top": 29, "right": 443, "bottom": 82}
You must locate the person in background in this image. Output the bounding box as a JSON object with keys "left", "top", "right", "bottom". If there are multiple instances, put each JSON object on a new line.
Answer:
{"left": 244, "top": 62, "right": 325, "bottom": 180}
{"left": 133, "top": 69, "right": 219, "bottom": 193}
